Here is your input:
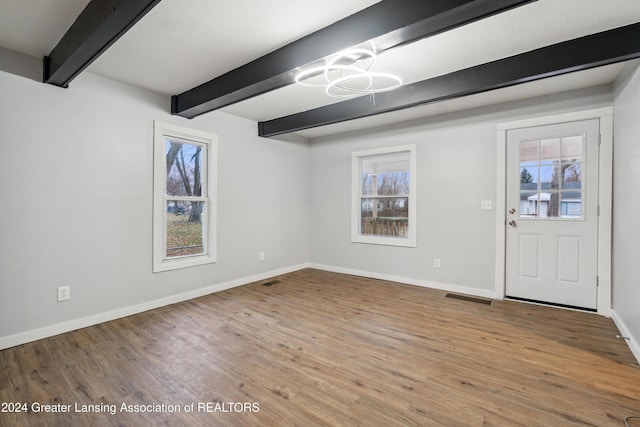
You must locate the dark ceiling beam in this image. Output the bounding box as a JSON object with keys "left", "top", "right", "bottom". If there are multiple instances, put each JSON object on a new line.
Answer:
{"left": 43, "top": 0, "right": 162, "bottom": 88}
{"left": 258, "top": 22, "right": 640, "bottom": 137}
{"left": 172, "top": 0, "right": 537, "bottom": 119}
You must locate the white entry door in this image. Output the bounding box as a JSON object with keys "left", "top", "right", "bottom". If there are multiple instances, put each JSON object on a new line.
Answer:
{"left": 505, "top": 119, "right": 599, "bottom": 309}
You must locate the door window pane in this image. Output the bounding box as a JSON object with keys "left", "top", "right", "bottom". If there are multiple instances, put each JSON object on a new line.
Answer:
{"left": 562, "top": 135, "right": 583, "bottom": 161}
{"left": 520, "top": 140, "right": 538, "bottom": 162}
{"left": 520, "top": 167, "right": 537, "bottom": 185}
{"left": 539, "top": 165, "right": 559, "bottom": 189}
{"left": 540, "top": 138, "right": 560, "bottom": 161}
{"left": 561, "top": 192, "right": 582, "bottom": 218}
{"left": 562, "top": 164, "right": 582, "bottom": 189}
{"left": 520, "top": 192, "right": 539, "bottom": 217}
{"left": 544, "top": 192, "right": 560, "bottom": 218}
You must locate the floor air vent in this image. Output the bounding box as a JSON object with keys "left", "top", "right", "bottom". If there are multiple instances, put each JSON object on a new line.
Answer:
{"left": 445, "top": 293, "right": 492, "bottom": 305}
{"left": 262, "top": 279, "right": 281, "bottom": 287}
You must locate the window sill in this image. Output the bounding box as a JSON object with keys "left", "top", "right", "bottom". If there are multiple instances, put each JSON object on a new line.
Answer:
{"left": 351, "top": 235, "right": 416, "bottom": 248}
{"left": 153, "top": 253, "right": 216, "bottom": 273}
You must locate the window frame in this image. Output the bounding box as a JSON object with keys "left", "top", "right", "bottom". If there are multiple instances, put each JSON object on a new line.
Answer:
{"left": 153, "top": 121, "right": 218, "bottom": 272}
{"left": 351, "top": 144, "right": 417, "bottom": 247}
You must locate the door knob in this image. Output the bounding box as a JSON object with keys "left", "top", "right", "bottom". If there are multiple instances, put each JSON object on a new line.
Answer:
{"left": 509, "top": 208, "right": 516, "bottom": 214}
{"left": 508, "top": 220, "right": 517, "bottom": 227}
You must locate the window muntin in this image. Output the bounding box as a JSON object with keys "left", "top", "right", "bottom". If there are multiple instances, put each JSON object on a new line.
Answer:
{"left": 153, "top": 122, "right": 217, "bottom": 272}
{"left": 351, "top": 145, "right": 416, "bottom": 247}
{"left": 518, "top": 134, "right": 585, "bottom": 220}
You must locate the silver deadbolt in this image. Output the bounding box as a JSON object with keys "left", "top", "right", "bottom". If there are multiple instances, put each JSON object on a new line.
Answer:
{"left": 509, "top": 208, "right": 516, "bottom": 214}
{"left": 508, "top": 220, "right": 517, "bottom": 227}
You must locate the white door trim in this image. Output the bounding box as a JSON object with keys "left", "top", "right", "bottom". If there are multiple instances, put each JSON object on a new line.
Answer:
{"left": 495, "top": 107, "right": 613, "bottom": 316}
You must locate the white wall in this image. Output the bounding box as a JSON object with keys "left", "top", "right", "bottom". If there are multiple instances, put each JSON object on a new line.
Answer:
{"left": 612, "top": 61, "right": 640, "bottom": 360}
{"left": 0, "top": 66, "right": 310, "bottom": 347}
{"left": 309, "top": 86, "right": 613, "bottom": 296}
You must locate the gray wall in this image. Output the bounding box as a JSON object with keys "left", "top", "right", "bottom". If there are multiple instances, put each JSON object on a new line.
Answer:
{"left": 309, "top": 86, "right": 613, "bottom": 295}
{"left": 1, "top": 51, "right": 633, "bottom": 355}
{"left": 0, "top": 67, "right": 310, "bottom": 343}
{"left": 612, "top": 61, "right": 640, "bottom": 355}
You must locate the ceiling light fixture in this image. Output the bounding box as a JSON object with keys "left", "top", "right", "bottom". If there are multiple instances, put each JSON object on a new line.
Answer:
{"left": 295, "top": 46, "right": 402, "bottom": 98}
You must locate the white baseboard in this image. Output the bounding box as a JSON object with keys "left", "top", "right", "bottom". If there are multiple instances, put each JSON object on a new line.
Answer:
{"left": 6, "top": 262, "right": 626, "bottom": 356}
{"left": 0, "top": 263, "right": 310, "bottom": 350}
{"left": 308, "top": 263, "right": 496, "bottom": 299}
{"left": 611, "top": 310, "right": 640, "bottom": 365}
{"left": 0, "top": 263, "right": 500, "bottom": 350}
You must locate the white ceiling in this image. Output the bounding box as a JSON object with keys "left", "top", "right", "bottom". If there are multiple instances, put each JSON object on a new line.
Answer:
{"left": 0, "top": 0, "right": 90, "bottom": 57}
{"left": 1, "top": 0, "right": 639, "bottom": 139}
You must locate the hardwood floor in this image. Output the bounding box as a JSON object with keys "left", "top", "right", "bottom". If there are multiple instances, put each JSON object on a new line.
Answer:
{"left": 1, "top": 268, "right": 639, "bottom": 426}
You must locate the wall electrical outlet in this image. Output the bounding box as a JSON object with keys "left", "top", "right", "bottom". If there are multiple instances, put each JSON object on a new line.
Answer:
{"left": 481, "top": 200, "right": 493, "bottom": 210}
{"left": 259, "top": 251, "right": 265, "bottom": 261}
{"left": 434, "top": 258, "right": 441, "bottom": 269}
{"left": 57, "top": 286, "right": 71, "bottom": 302}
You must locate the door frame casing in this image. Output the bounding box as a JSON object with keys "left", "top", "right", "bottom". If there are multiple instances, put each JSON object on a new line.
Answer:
{"left": 495, "top": 107, "right": 613, "bottom": 316}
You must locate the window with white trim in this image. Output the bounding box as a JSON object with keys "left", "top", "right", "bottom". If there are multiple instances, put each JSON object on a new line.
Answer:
{"left": 351, "top": 144, "right": 416, "bottom": 247}
{"left": 153, "top": 121, "right": 217, "bottom": 272}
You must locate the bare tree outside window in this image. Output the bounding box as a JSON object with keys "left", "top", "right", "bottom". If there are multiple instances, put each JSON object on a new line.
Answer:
{"left": 360, "top": 157, "right": 410, "bottom": 237}
{"left": 352, "top": 145, "right": 416, "bottom": 247}
{"left": 153, "top": 121, "right": 217, "bottom": 272}
{"left": 165, "top": 140, "right": 206, "bottom": 257}
{"left": 518, "top": 136, "right": 583, "bottom": 219}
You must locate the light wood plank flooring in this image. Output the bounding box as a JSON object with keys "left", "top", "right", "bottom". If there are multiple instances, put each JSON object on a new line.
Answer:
{"left": 1, "top": 268, "right": 639, "bottom": 426}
